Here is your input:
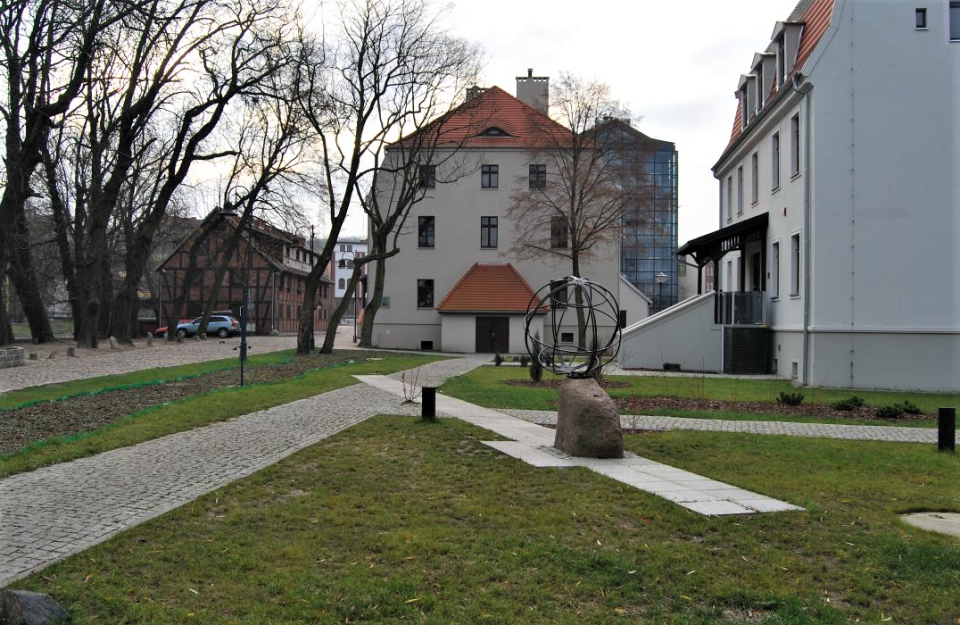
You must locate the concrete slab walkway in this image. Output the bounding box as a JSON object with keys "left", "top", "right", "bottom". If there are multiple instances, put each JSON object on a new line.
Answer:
{"left": 356, "top": 375, "right": 803, "bottom": 518}
{"left": 503, "top": 410, "right": 941, "bottom": 444}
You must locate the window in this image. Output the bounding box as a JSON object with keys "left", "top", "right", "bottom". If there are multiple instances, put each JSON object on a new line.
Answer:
{"left": 755, "top": 65, "right": 764, "bottom": 111}
{"left": 776, "top": 37, "right": 785, "bottom": 86}
{"left": 480, "top": 127, "right": 509, "bottom": 136}
{"left": 951, "top": 2, "right": 960, "bottom": 40}
{"left": 751, "top": 152, "right": 759, "bottom": 204}
{"left": 726, "top": 175, "right": 733, "bottom": 220}
{"left": 419, "top": 165, "right": 436, "bottom": 189}
{"left": 740, "top": 86, "right": 748, "bottom": 128}
{"left": 417, "top": 279, "right": 434, "bottom": 308}
{"left": 772, "top": 132, "right": 781, "bottom": 189}
{"left": 550, "top": 280, "right": 568, "bottom": 309}
{"left": 791, "top": 114, "right": 800, "bottom": 176}
{"left": 418, "top": 216, "right": 435, "bottom": 248}
{"left": 560, "top": 332, "right": 574, "bottom": 343}
{"left": 619, "top": 310, "right": 627, "bottom": 329}
{"left": 529, "top": 164, "right": 546, "bottom": 189}
{"left": 790, "top": 233, "right": 800, "bottom": 296}
{"left": 347, "top": 244, "right": 353, "bottom": 252}
{"left": 771, "top": 241, "right": 780, "bottom": 298}
{"left": 736, "top": 166, "right": 743, "bottom": 214}
{"left": 550, "top": 216, "right": 568, "bottom": 248}
{"left": 338, "top": 278, "right": 345, "bottom": 289}
{"left": 481, "top": 164, "right": 498, "bottom": 188}
{"left": 339, "top": 244, "right": 345, "bottom": 252}
{"left": 916, "top": 7, "right": 927, "bottom": 28}
{"left": 480, "top": 216, "right": 498, "bottom": 248}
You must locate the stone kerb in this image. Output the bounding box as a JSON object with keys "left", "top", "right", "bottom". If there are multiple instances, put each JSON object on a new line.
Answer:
{"left": 0, "top": 346, "right": 25, "bottom": 369}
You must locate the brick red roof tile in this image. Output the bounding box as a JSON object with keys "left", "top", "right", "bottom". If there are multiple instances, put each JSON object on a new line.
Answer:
{"left": 396, "top": 86, "right": 570, "bottom": 149}
{"left": 437, "top": 263, "right": 545, "bottom": 314}
{"left": 725, "top": 0, "right": 835, "bottom": 150}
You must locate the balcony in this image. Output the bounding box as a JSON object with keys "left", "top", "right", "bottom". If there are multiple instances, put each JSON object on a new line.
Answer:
{"left": 714, "top": 291, "right": 766, "bottom": 326}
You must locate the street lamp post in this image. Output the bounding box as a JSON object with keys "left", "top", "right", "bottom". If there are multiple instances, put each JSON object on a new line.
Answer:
{"left": 655, "top": 271, "right": 668, "bottom": 313}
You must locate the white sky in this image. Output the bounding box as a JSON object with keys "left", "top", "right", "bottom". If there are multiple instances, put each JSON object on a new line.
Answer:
{"left": 338, "top": 0, "right": 801, "bottom": 243}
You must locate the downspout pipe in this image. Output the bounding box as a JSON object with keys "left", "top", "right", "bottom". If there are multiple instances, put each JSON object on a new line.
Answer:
{"left": 792, "top": 72, "right": 813, "bottom": 385}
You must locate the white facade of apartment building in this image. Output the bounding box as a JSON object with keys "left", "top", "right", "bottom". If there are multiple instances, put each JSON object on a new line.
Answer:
{"left": 369, "top": 80, "right": 644, "bottom": 353}
{"left": 654, "top": 0, "right": 959, "bottom": 391}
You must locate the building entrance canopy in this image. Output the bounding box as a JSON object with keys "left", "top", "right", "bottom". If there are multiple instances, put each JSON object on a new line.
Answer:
{"left": 676, "top": 213, "right": 768, "bottom": 294}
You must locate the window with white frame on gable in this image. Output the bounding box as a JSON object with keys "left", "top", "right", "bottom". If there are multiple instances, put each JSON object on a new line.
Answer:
{"left": 790, "top": 233, "right": 801, "bottom": 296}
{"left": 726, "top": 175, "right": 733, "bottom": 220}
{"left": 529, "top": 164, "right": 546, "bottom": 189}
{"left": 550, "top": 216, "right": 568, "bottom": 249}
{"left": 737, "top": 166, "right": 744, "bottom": 214}
{"left": 417, "top": 279, "right": 434, "bottom": 308}
{"left": 481, "top": 164, "right": 498, "bottom": 188}
{"left": 480, "top": 216, "right": 498, "bottom": 249}
{"left": 771, "top": 241, "right": 780, "bottom": 298}
{"left": 751, "top": 152, "right": 759, "bottom": 204}
{"left": 916, "top": 7, "right": 927, "bottom": 29}
{"left": 418, "top": 216, "right": 435, "bottom": 248}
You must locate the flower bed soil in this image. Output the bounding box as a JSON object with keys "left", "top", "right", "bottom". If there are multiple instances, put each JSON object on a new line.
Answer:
{"left": 504, "top": 380, "right": 934, "bottom": 424}
{"left": 0, "top": 352, "right": 379, "bottom": 454}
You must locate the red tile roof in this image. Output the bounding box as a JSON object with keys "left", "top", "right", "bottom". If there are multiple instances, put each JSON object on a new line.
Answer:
{"left": 436, "top": 263, "right": 545, "bottom": 314}
{"left": 724, "top": 0, "right": 835, "bottom": 149}
{"left": 395, "top": 86, "right": 571, "bottom": 149}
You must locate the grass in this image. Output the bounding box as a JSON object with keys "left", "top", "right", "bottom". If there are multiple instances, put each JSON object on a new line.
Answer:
{"left": 441, "top": 367, "right": 959, "bottom": 427}
{"left": 11, "top": 320, "right": 74, "bottom": 338}
{"left": 17, "top": 418, "right": 960, "bottom": 624}
{"left": 0, "top": 353, "right": 442, "bottom": 478}
{"left": 0, "top": 350, "right": 293, "bottom": 411}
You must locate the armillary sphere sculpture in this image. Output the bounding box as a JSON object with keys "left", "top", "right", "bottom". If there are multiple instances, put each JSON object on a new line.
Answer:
{"left": 523, "top": 276, "right": 622, "bottom": 379}
{"left": 523, "top": 276, "right": 624, "bottom": 458}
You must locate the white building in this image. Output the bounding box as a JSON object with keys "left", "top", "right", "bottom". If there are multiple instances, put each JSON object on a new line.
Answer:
{"left": 369, "top": 77, "right": 648, "bottom": 353}
{"left": 331, "top": 238, "right": 368, "bottom": 318}
{"left": 621, "top": 0, "right": 960, "bottom": 392}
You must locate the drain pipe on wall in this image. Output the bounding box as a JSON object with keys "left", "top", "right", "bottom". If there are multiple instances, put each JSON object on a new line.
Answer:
{"left": 792, "top": 73, "right": 814, "bottom": 385}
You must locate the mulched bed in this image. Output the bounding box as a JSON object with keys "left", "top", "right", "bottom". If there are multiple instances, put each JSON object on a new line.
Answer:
{"left": 504, "top": 381, "right": 934, "bottom": 424}
{"left": 616, "top": 396, "right": 935, "bottom": 423}
{"left": 0, "top": 351, "right": 380, "bottom": 454}
{"left": 504, "top": 379, "right": 630, "bottom": 389}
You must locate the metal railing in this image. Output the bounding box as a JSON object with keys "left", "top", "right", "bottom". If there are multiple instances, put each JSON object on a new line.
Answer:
{"left": 714, "top": 291, "right": 766, "bottom": 326}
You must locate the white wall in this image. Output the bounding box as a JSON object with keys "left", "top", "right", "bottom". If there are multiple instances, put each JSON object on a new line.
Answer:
{"left": 619, "top": 293, "right": 722, "bottom": 371}
{"left": 373, "top": 147, "right": 621, "bottom": 352}
{"left": 618, "top": 276, "right": 651, "bottom": 326}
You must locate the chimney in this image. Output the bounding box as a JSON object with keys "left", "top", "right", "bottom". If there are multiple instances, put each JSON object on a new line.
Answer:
{"left": 516, "top": 68, "right": 549, "bottom": 115}
{"left": 465, "top": 85, "right": 487, "bottom": 101}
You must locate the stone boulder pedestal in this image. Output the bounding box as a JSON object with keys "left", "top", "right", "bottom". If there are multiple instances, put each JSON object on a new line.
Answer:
{"left": 555, "top": 377, "right": 623, "bottom": 458}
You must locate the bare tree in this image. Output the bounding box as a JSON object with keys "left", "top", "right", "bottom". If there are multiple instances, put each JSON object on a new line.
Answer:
{"left": 506, "top": 73, "right": 642, "bottom": 341}
{"left": 295, "top": 0, "right": 481, "bottom": 355}
{"left": 0, "top": 0, "right": 136, "bottom": 345}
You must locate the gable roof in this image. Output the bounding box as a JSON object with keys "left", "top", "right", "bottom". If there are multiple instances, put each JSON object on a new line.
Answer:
{"left": 394, "top": 86, "right": 571, "bottom": 150}
{"left": 722, "top": 0, "right": 835, "bottom": 154}
{"left": 436, "top": 263, "right": 545, "bottom": 314}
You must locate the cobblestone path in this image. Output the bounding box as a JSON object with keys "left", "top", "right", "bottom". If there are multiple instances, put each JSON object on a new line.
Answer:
{"left": 0, "top": 357, "right": 483, "bottom": 588}
{"left": 503, "top": 410, "right": 939, "bottom": 444}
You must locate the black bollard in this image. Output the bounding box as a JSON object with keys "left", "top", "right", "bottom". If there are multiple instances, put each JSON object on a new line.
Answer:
{"left": 938, "top": 407, "right": 956, "bottom": 452}
{"left": 422, "top": 386, "right": 437, "bottom": 421}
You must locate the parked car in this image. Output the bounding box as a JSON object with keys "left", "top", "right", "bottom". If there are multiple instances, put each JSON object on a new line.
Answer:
{"left": 154, "top": 318, "right": 193, "bottom": 338}
{"left": 175, "top": 315, "right": 240, "bottom": 339}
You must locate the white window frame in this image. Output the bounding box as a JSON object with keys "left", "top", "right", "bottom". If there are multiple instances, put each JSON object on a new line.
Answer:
{"left": 772, "top": 132, "right": 781, "bottom": 190}
{"left": 737, "top": 166, "right": 744, "bottom": 215}
{"left": 726, "top": 176, "right": 733, "bottom": 221}
{"left": 771, "top": 240, "right": 780, "bottom": 299}
{"left": 950, "top": 2, "right": 960, "bottom": 40}
{"left": 790, "top": 232, "right": 801, "bottom": 297}
{"left": 751, "top": 151, "right": 759, "bottom": 204}
{"left": 791, "top": 114, "right": 801, "bottom": 177}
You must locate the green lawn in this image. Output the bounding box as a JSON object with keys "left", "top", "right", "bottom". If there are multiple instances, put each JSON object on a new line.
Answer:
{"left": 18, "top": 418, "right": 960, "bottom": 624}
{"left": 440, "top": 366, "right": 958, "bottom": 427}
{"left": 0, "top": 350, "right": 293, "bottom": 411}
{"left": 0, "top": 353, "right": 442, "bottom": 478}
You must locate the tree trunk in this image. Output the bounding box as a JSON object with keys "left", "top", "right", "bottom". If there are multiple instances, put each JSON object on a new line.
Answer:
{"left": 4, "top": 211, "right": 55, "bottom": 344}
{"left": 296, "top": 277, "right": 318, "bottom": 355}
{"left": 359, "top": 243, "right": 388, "bottom": 348}
{"left": 0, "top": 263, "right": 14, "bottom": 345}
{"left": 572, "top": 251, "right": 586, "bottom": 346}
{"left": 320, "top": 262, "right": 365, "bottom": 353}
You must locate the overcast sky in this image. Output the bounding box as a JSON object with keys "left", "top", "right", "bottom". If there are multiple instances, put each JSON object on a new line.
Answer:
{"left": 341, "top": 0, "right": 801, "bottom": 243}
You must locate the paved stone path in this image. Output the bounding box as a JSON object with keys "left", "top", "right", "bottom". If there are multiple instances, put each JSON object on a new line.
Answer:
{"left": 0, "top": 357, "right": 482, "bottom": 588}
{"left": 359, "top": 375, "right": 803, "bottom": 517}
{"left": 502, "top": 410, "right": 939, "bottom": 444}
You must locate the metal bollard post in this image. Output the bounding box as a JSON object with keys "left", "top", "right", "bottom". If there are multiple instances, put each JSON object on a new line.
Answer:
{"left": 422, "top": 386, "right": 437, "bottom": 421}
{"left": 938, "top": 407, "right": 956, "bottom": 452}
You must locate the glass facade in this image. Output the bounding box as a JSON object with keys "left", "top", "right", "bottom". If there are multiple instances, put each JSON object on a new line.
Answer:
{"left": 599, "top": 122, "right": 679, "bottom": 313}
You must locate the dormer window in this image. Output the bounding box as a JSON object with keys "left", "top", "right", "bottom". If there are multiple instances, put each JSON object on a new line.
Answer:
{"left": 740, "top": 86, "right": 749, "bottom": 128}
{"left": 754, "top": 65, "right": 764, "bottom": 112}
{"left": 776, "top": 36, "right": 785, "bottom": 87}
{"left": 479, "top": 127, "right": 511, "bottom": 136}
